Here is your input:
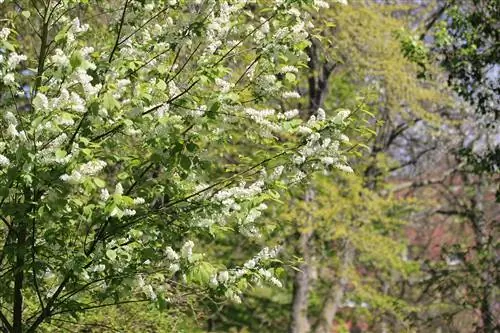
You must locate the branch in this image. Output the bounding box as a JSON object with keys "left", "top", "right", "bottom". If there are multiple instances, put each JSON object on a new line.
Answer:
{"left": 118, "top": 6, "right": 170, "bottom": 46}
{"left": 0, "top": 310, "right": 12, "bottom": 332}
{"left": 108, "top": 0, "right": 130, "bottom": 63}
{"left": 26, "top": 275, "right": 71, "bottom": 333}
{"left": 419, "top": 3, "right": 450, "bottom": 40}
{"left": 0, "top": 216, "right": 13, "bottom": 233}
{"left": 165, "top": 42, "right": 202, "bottom": 85}
{"left": 32, "top": 1, "right": 50, "bottom": 97}
{"left": 31, "top": 214, "right": 45, "bottom": 312}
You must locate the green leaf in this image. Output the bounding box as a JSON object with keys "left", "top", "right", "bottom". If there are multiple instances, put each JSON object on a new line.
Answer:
{"left": 186, "top": 142, "right": 198, "bottom": 152}
{"left": 70, "top": 52, "right": 83, "bottom": 68}
{"left": 2, "top": 41, "right": 15, "bottom": 52}
{"left": 106, "top": 249, "right": 117, "bottom": 261}
{"left": 180, "top": 155, "right": 191, "bottom": 170}
{"left": 187, "top": 262, "right": 215, "bottom": 285}
{"left": 102, "top": 92, "right": 120, "bottom": 110}
{"left": 55, "top": 149, "right": 67, "bottom": 159}
{"left": 157, "top": 79, "right": 167, "bottom": 91}
{"left": 93, "top": 178, "right": 106, "bottom": 188}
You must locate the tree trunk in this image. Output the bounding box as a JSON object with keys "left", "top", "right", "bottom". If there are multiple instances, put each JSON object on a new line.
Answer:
{"left": 313, "top": 240, "right": 353, "bottom": 333}
{"left": 13, "top": 222, "right": 26, "bottom": 333}
{"left": 472, "top": 176, "right": 496, "bottom": 332}
{"left": 289, "top": 189, "right": 315, "bottom": 333}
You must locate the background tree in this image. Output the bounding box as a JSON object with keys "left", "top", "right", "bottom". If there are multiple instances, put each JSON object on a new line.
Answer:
{"left": 205, "top": 2, "right": 454, "bottom": 332}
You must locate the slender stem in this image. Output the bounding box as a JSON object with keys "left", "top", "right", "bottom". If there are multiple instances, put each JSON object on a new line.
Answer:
{"left": 13, "top": 218, "right": 26, "bottom": 333}
{"left": 0, "top": 310, "right": 12, "bottom": 332}
{"left": 108, "top": 0, "right": 130, "bottom": 63}
{"left": 33, "top": 4, "right": 50, "bottom": 98}
{"left": 118, "top": 6, "right": 169, "bottom": 46}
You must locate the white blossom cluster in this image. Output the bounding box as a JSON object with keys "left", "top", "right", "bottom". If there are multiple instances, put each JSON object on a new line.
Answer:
{"left": 0, "top": 0, "right": 355, "bottom": 312}
{"left": 208, "top": 246, "right": 282, "bottom": 302}
{"left": 0, "top": 48, "right": 27, "bottom": 86}
{"left": 60, "top": 160, "right": 107, "bottom": 184}
{"left": 289, "top": 108, "right": 353, "bottom": 173}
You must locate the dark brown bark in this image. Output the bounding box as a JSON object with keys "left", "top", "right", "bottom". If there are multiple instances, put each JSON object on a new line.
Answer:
{"left": 13, "top": 223, "right": 26, "bottom": 333}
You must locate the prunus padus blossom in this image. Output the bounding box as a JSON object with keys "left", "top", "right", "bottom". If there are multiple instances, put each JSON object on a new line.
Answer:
{"left": 0, "top": 0, "right": 351, "bottom": 331}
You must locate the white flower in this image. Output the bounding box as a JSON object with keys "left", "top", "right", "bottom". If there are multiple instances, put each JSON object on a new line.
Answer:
{"left": 79, "top": 160, "right": 106, "bottom": 176}
{"left": 215, "top": 78, "right": 232, "bottom": 93}
{"left": 144, "top": 285, "right": 157, "bottom": 301}
{"left": 71, "top": 17, "right": 89, "bottom": 33}
{"left": 230, "top": 293, "right": 241, "bottom": 304}
{"left": 70, "top": 92, "right": 86, "bottom": 113}
{"left": 3, "top": 73, "right": 15, "bottom": 85}
{"left": 321, "top": 156, "right": 335, "bottom": 166}
{"left": 282, "top": 91, "right": 301, "bottom": 99}
{"left": 123, "top": 209, "right": 136, "bottom": 216}
{"left": 297, "top": 126, "right": 312, "bottom": 135}
{"left": 283, "top": 109, "right": 299, "bottom": 119}
{"left": 100, "top": 188, "right": 110, "bottom": 201}
{"left": 291, "top": 170, "right": 306, "bottom": 182}
{"left": 218, "top": 271, "right": 229, "bottom": 284}
{"left": 332, "top": 109, "right": 350, "bottom": 124}
{"left": 81, "top": 47, "right": 95, "bottom": 57}
{"left": 7, "top": 53, "right": 27, "bottom": 69}
{"left": 133, "top": 197, "right": 145, "bottom": 205}
{"left": 244, "top": 108, "right": 275, "bottom": 122}
{"left": 0, "top": 154, "right": 10, "bottom": 167}
{"left": 280, "top": 65, "right": 298, "bottom": 73}
{"left": 60, "top": 171, "right": 83, "bottom": 183}
{"left": 270, "top": 277, "right": 282, "bottom": 288}
{"left": 114, "top": 183, "right": 124, "bottom": 195}
{"left": 72, "top": 69, "right": 100, "bottom": 96}
{"left": 56, "top": 116, "right": 74, "bottom": 126}
{"left": 32, "top": 93, "right": 49, "bottom": 111}
{"left": 165, "top": 247, "right": 180, "bottom": 261}
{"left": 209, "top": 275, "right": 219, "bottom": 288}
{"left": 137, "top": 275, "right": 145, "bottom": 288}
{"left": 117, "top": 79, "right": 131, "bottom": 89}
{"left": 244, "top": 259, "right": 256, "bottom": 269}
{"left": 270, "top": 165, "right": 284, "bottom": 180}
{"left": 0, "top": 28, "right": 10, "bottom": 40}
{"left": 260, "top": 18, "right": 270, "bottom": 34}
{"left": 6, "top": 124, "right": 19, "bottom": 137}
{"left": 91, "top": 264, "right": 106, "bottom": 272}
{"left": 168, "top": 80, "right": 181, "bottom": 96}
{"left": 317, "top": 108, "right": 326, "bottom": 121}
{"left": 287, "top": 8, "right": 301, "bottom": 17}
{"left": 168, "top": 263, "right": 180, "bottom": 273}
{"left": 313, "top": 0, "right": 330, "bottom": 8}
{"left": 51, "top": 49, "right": 70, "bottom": 68}
{"left": 181, "top": 240, "right": 194, "bottom": 259}
{"left": 335, "top": 164, "right": 353, "bottom": 173}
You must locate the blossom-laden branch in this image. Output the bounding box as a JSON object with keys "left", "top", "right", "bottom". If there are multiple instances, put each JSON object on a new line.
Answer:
{"left": 0, "top": 0, "right": 353, "bottom": 330}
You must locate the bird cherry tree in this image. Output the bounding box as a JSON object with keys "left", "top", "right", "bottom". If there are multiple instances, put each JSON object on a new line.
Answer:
{"left": 0, "top": 0, "right": 351, "bottom": 331}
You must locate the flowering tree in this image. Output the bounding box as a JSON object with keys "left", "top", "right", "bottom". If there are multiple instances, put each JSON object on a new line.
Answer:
{"left": 0, "top": 0, "right": 351, "bottom": 331}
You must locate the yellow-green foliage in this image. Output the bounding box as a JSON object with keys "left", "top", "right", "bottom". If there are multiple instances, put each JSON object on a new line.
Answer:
{"left": 317, "top": 4, "right": 452, "bottom": 125}
{"left": 37, "top": 302, "right": 204, "bottom": 332}
{"left": 310, "top": 172, "right": 417, "bottom": 321}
